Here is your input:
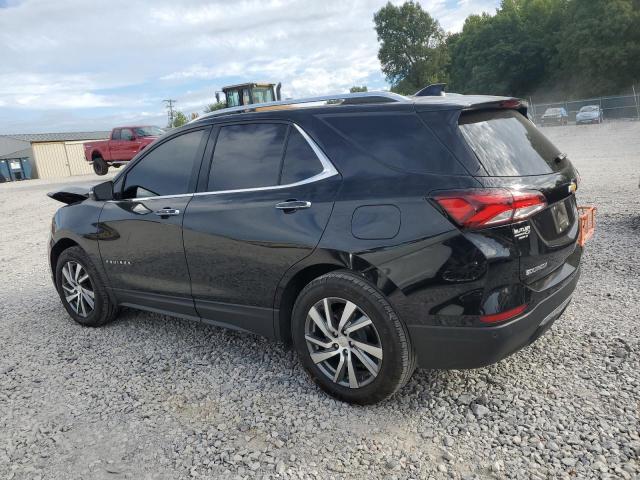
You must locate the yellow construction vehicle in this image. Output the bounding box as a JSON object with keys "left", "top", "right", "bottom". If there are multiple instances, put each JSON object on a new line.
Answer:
{"left": 216, "top": 82, "right": 282, "bottom": 108}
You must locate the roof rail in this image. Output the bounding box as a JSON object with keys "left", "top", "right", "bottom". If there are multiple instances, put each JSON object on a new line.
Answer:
{"left": 192, "top": 91, "right": 409, "bottom": 123}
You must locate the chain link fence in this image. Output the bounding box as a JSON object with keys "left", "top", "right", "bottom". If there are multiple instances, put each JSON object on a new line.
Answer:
{"left": 529, "top": 89, "right": 640, "bottom": 124}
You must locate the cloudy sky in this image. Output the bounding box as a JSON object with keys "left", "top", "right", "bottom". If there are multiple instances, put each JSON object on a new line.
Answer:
{"left": 0, "top": 0, "right": 498, "bottom": 134}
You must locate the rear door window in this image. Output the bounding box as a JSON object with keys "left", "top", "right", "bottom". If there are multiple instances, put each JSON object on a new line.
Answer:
{"left": 459, "top": 110, "right": 562, "bottom": 176}
{"left": 208, "top": 123, "right": 287, "bottom": 191}
{"left": 280, "top": 128, "right": 323, "bottom": 185}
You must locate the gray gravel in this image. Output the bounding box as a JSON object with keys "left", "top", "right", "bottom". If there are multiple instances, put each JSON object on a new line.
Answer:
{"left": 1, "top": 121, "right": 639, "bottom": 479}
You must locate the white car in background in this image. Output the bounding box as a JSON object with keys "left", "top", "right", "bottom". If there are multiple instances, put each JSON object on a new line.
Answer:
{"left": 576, "top": 105, "right": 603, "bottom": 125}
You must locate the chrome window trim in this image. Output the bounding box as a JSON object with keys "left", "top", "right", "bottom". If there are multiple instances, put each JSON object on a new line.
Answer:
{"left": 193, "top": 123, "right": 338, "bottom": 197}
{"left": 109, "top": 123, "right": 338, "bottom": 202}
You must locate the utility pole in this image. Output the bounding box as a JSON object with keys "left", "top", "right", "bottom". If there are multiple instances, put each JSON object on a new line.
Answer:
{"left": 163, "top": 99, "right": 176, "bottom": 128}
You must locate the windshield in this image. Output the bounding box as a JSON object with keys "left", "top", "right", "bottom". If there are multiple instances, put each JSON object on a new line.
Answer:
{"left": 579, "top": 106, "right": 598, "bottom": 112}
{"left": 252, "top": 87, "right": 275, "bottom": 103}
{"left": 459, "top": 109, "right": 563, "bottom": 176}
{"left": 135, "top": 126, "right": 164, "bottom": 137}
{"left": 544, "top": 108, "right": 561, "bottom": 115}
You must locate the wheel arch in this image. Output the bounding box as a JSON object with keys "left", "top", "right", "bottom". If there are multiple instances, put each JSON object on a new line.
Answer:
{"left": 50, "top": 237, "right": 80, "bottom": 272}
{"left": 273, "top": 252, "right": 403, "bottom": 344}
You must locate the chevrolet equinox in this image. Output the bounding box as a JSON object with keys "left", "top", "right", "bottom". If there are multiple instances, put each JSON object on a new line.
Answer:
{"left": 48, "top": 91, "right": 589, "bottom": 404}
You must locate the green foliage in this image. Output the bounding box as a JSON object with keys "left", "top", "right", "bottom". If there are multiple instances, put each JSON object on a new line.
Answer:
{"left": 171, "top": 111, "right": 188, "bottom": 128}
{"left": 373, "top": 1, "right": 448, "bottom": 94}
{"left": 376, "top": 0, "right": 640, "bottom": 100}
{"left": 204, "top": 102, "right": 226, "bottom": 113}
{"left": 349, "top": 86, "right": 368, "bottom": 93}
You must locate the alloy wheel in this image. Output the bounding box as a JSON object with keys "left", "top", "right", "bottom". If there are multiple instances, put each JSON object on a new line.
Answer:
{"left": 304, "top": 297, "right": 383, "bottom": 389}
{"left": 61, "top": 261, "right": 95, "bottom": 318}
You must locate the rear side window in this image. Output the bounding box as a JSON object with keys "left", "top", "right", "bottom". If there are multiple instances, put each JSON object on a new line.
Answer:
{"left": 459, "top": 110, "right": 562, "bottom": 176}
{"left": 322, "top": 113, "right": 464, "bottom": 174}
{"left": 280, "top": 129, "right": 323, "bottom": 185}
{"left": 209, "top": 123, "right": 287, "bottom": 191}
{"left": 112, "top": 129, "right": 121, "bottom": 140}
{"left": 123, "top": 129, "right": 207, "bottom": 198}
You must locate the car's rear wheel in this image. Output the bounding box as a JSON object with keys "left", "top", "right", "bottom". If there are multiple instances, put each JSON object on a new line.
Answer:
{"left": 92, "top": 157, "right": 108, "bottom": 176}
{"left": 55, "top": 246, "right": 118, "bottom": 327}
{"left": 292, "top": 271, "right": 415, "bottom": 404}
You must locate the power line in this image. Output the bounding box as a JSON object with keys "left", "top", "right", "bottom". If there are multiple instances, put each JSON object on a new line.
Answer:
{"left": 163, "top": 99, "right": 176, "bottom": 128}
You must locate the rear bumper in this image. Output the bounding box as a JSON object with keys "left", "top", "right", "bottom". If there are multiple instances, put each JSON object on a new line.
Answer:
{"left": 408, "top": 267, "right": 580, "bottom": 369}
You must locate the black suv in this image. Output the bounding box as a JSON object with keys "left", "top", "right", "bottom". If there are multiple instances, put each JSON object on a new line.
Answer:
{"left": 49, "top": 92, "right": 583, "bottom": 404}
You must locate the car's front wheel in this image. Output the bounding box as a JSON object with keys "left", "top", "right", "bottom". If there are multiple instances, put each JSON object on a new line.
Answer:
{"left": 55, "top": 246, "right": 118, "bottom": 327}
{"left": 292, "top": 271, "right": 415, "bottom": 404}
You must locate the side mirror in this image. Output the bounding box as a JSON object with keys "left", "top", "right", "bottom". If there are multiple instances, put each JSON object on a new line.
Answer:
{"left": 90, "top": 180, "right": 114, "bottom": 201}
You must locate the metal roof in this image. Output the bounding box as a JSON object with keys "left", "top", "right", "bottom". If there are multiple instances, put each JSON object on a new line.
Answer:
{"left": 0, "top": 147, "right": 31, "bottom": 160}
{"left": 0, "top": 136, "right": 31, "bottom": 159}
{"left": 0, "top": 131, "right": 110, "bottom": 143}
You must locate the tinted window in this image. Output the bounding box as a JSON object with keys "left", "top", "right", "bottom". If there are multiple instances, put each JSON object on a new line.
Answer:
{"left": 280, "top": 129, "right": 323, "bottom": 184}
{"left": 121, "top": 128, "right": 134, "bottom": 141}
{"left": 123, "top": 129, "right": 207, "bottom": 198}
{"left": 135, "top": 126, "right": 164, "bottom": 137}
{"left": 112, "top": 129, "right": 121, "bottom": 140}
{"left": 208, "top": 123, "right": 287, "bottom": 191}
{"left": 323, "top": 113, "right": 464, "bottom": 174}
{"left": 459, "top": 110, "right": 562, "bottom": 176}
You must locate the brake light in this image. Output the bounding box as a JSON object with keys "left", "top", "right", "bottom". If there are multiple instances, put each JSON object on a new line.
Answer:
{"left": 480, "top": 304, "right": 527, "bottom": 324}
{"left": 433, "top": 188, "right": 547, "bottom": 229}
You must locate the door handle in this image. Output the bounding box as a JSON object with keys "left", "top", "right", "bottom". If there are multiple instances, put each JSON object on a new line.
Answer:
{"left": 275, "top": 200, "right": 311, "bottom": 211}
{"left": 154, "top": 208, "right": 180, "bottom": 216}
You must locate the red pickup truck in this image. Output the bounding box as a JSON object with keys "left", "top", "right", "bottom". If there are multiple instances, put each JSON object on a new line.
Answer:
{"left": 84, "top": 126, "right": 164, "bottom": 175}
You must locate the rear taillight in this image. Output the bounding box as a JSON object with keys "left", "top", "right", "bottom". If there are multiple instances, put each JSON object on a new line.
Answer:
{"left": 433, "top": 188, "right": 547, "bottom": 229}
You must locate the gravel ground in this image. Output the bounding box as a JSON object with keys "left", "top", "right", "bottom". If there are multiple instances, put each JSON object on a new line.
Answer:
{"left": 1, "top": 121, "right": 639, "bottom": 480}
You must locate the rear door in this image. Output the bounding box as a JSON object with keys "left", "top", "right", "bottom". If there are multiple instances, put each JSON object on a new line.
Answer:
{"left": 456, "top": 109, "right": 580, "bottom": 283}
{"left": 99, "top": 127, "right": 210, "bottom": 316}
{"left": 183, "top": 121, "right": 341, "bottom": 336}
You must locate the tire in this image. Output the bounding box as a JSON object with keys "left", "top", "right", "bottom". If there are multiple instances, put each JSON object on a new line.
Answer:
{"left": 55, "top": 246, "right": 118, "bottom": 327}
{"left": 291, "top": 271, "right": 416, "bottom": 405}
{"left": 92, "top": 157, "right": 109, "bottom": 176}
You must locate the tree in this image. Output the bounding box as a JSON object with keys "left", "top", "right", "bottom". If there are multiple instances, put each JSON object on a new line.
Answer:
{"left": 171, "top": 111, "right": 188, "bottom": 128}
{"left": 349, "top": 86, "right": 368, "bottom": 93}
{"left": 552, "top": 0, "right": 640, "bottom": 97}
{"left": 445, "top": 0, "right": 640, "bottom": 99}
{"left": 373, "top": 1, "right": 448, "bottom": 94}
{"left": 204, "top": 102, "right": 226, "bottom": 113}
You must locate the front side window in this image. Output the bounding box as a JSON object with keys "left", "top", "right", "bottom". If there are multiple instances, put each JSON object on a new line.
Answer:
{"left": 123, "top": 129, "right": 207, "bottom": 198}
{"left": 208, "top": 123, "right": 287, "bottom": 191}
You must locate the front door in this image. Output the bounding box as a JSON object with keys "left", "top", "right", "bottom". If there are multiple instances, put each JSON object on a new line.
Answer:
{"left": 99, "top": 127, "right": 211, "bottom": 317}
{"left": 183, "top": 122, "right": 341, "bottom": 336}
{"left": 111, "top": 128, "right": 138, "bottom": 161}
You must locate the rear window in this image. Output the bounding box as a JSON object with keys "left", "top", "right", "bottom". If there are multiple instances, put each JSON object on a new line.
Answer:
{"left": 459, "top": 110, "right": 562, "bottom": 176}
{"left": 322, "top": 113, "right": 465, "bottom": 175}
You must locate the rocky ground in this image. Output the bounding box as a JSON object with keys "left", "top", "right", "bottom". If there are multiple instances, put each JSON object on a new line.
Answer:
{"left": 0, "top": 121, "right": 638, "bottom": 479}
